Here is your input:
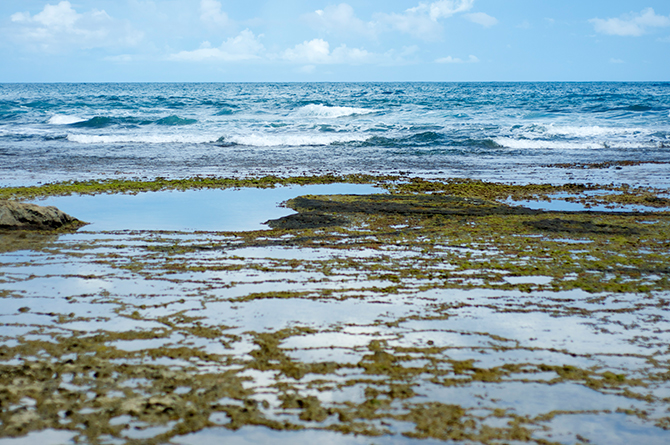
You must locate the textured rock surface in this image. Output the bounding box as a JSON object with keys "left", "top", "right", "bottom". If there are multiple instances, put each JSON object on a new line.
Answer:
{"left": 0, "top": 200, "right": 81, "bottom": 230}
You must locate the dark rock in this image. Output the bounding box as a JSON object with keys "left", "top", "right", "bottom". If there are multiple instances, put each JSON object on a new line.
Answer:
{"left": 287, "top": 195, "right": 541, "bottom": 217}
{"left": 265, "top": 212, "right": 347, "bottom": 230}
{"left": 0, "top": 201, "right": 83, "bottom": 231}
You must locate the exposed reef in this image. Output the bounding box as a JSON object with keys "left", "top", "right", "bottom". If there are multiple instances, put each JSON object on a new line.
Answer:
{"left": 1, "top": 175, "right": 669, "bottom": 444}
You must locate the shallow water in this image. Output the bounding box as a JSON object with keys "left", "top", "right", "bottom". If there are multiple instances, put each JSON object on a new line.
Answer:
{"left": 29, "top": 183, "right": 381, "bottom": 231}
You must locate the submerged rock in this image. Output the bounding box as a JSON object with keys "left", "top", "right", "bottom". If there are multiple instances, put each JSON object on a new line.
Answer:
{"left": 0, "top": 200, "right": 83, "bottom": 231}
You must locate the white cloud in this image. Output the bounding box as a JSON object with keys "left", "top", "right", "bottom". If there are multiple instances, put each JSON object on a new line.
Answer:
{"left": 435, "top": 55, "right": 479, "bottom": 63}
{"left": 465, "top": 12, "right": 498, "bottom": 28}
{"left": 283, "top": 39, "right": 331, "bottom": 64}
{"left": 303, "top": 1, "right": 493, "bottom": 42}
{"left": 303, "top": 4, "right": 376, "bottom": 38}
{"left": 168, "top": 29, "right": 264, "bottom": 62}
{"left": 409, "top": 0, "right": 475, "bottom": 21}
{"left": 9, "top": 1, "right": 143, "bottom": 53}
{"left": 282, "top": 39, "right": 374, "bottom": 65}
{"left": 375, "top": 0, "right": 475, "bottom": 40}
{"left": 377, "top": 11, "right": 441, "bottom": 40}
{"left": 15, "top": 1, "right": 78, "bottom": 28}
{"left": 610, "top": 58, "right": 625, "bottom": 64}
{"left": 200, "top": 0, "right": 231, "bottom": 27}
{"left": 590, "top": 8, "right": 670, "bottom": 37}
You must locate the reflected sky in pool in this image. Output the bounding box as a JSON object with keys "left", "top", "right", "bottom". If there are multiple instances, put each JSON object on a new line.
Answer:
{"left": 30, "top": 183, "right": 381, "bottom": 232}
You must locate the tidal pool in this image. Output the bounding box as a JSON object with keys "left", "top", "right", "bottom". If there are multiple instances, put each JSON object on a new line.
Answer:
{"left": 29, "top": 183, "right": 382, "bottom": 231}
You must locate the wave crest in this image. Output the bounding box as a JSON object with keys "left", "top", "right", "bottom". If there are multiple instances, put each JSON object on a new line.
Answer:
{"left": 67, "top": 134, "right": 214, "bottom": 144}
{"left": 218, "top": 133, "right": 369, "bottom": 147}
{"left": 492, "top": 137, "right": 660, "bottom": 150}
{"left": 293, "top": 104, "right": 377, "bottom": 119}
{"left": 48, "top": 115, "right": 85, "bottom": 125}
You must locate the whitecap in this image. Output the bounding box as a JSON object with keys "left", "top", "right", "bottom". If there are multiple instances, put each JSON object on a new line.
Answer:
{"left": 223, "top": 132, "right": 369, "bottom": 147}
{"left": 493, "top": 137, "right": 639, "bottom": 150}
{"left": 48, "top": 115, "right": 85, "bottom": 125}
{"left": 66, "top": 134, "right": 216, "bottom": 144}
{"left": 543, "top": 125, "right": 645, "bottom": 138}
{"left": 293, "top": 104, "right": 377, "bottom": 119}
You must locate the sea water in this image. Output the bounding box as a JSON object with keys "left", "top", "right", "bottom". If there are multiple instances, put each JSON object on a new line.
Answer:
{"left": 1, "top": 82, "right": 669, "bottom": 187}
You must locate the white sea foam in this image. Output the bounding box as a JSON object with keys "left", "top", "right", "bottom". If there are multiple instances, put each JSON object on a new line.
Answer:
{"left": 66, "top": 131, "right": 369, "bottom": 146}
{"left": 48, "top": 115, "right": 85, "bottom": 125}
{"left": 497, "top": 124, "right": 660, "bottom": 150}
{"left": 66, "top": 134, "right": 216, "bottom": 144}
{"left": 543, "top": 125, "right": 645, "bottom": 138}
{"left": 224, "top": 132, "right": 369, "bottom": 147}
{"left": 293, "top": 104, "right": 377, "bottom": 119}
{"left": 493, "top": 137, "right": 649, "bottom": 150}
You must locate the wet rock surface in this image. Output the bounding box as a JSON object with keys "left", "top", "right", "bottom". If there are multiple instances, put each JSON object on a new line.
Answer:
{"left": 287, "top": 194, "right": 541, "bottom": 217}
{"left": 1, "top": 177, "right": 670, "bottom": 444}
{"left": 0, "top": 200, "right": 82, "bottom": 231}
{"left": 265, "top": 212, "right": 347, "bottom": 230}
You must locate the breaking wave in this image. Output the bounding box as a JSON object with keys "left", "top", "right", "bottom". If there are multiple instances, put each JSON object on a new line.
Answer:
{"left": 293, "top": 104, "right": 378, "bottom": 119}
{"left": 67, "top": 134, "right": 215, "bottom": 144}
{"left": 493, "top": 137, "right": 660, "bottom": 150}
{"left": 217, "top": 133, "right": 370, "bottom": 147}
{"left": 48, "top": 115, "right": 85, "bottom": 125}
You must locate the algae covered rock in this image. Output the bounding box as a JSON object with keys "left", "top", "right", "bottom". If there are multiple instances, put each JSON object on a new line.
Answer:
{"left": 265, "top": 212, "right": 347, "bottom": 229}
{"left": 0, "top": 200, "right": 83, "bottom": 230}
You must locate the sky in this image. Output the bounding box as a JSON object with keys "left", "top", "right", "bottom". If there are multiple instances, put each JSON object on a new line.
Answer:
{"left": 0, "top": 0, "right": 669, "bottom": 82}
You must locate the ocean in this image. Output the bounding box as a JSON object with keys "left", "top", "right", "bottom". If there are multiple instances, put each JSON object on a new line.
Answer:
{"left": 1, "top": 82, "right": 669, "bottom": 186}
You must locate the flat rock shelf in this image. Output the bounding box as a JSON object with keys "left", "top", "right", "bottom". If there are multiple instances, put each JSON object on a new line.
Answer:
{"left": 1, "top": 176, "right": 669, "bottom": 445}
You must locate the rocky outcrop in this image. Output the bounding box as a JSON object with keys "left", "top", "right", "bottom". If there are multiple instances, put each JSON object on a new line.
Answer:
{"left": 0, "top": 201, "right": 83, "bottom": 230}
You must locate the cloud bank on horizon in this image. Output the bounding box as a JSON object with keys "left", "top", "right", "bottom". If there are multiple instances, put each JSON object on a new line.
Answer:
{"left": 1, "top": 0, "right": 669, "bottom": 81}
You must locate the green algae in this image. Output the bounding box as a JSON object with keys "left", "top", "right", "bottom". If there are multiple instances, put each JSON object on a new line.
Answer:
{"left": 0, "top": 174, "right": 394, "bottom": 201}
{"left": 2, "top": 174, "right": 667, "bottom": 211}
{"left": 1, "top": 176, "right": 670, "bottom": 443}
{"left": 546, "top": 160, "right": 669, "bottom": 170}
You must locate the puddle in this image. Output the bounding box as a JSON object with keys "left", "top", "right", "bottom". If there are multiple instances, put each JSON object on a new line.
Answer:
{"left": 0, "top": 430, "right": 77, "bottom": 445}
{"left": 504, "top": 275, "right": 553, "bottom": 285}
{"left": 30, "top": 183, "right": 381, "bottom": 231}
{"left": 507, "top": 196, "right": 664, "bottom": 213}
{"left": 175, "top": 426, "right": 448, "bottom": 445}
{"left": 534, "top": 413, "right": 670, "bottom": 445}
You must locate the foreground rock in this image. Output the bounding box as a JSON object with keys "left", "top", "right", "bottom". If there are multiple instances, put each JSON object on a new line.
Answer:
{"left": 0, "top": 200, "right": 83, "bottom": 230}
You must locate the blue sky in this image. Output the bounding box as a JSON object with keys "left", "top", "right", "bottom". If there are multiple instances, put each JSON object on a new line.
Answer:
{"left": 0, "top": 0, "right": 669, "bottom": 82}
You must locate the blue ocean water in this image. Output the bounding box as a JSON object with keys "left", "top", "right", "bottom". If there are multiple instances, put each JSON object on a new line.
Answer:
{"left": 1, "top": 82, "right": 669, "bottom": 186}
